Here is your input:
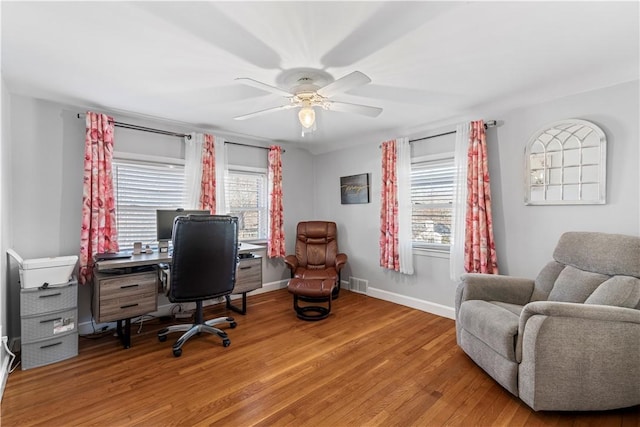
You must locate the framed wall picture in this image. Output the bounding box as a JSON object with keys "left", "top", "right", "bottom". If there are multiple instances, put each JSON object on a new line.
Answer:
{"left": 340, "top": 173, "right": 370, "bottom": 204}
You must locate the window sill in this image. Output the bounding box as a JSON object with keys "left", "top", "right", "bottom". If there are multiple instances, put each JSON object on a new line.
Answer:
{"left": 413, "top": 247, "right": 450, "bottom": 259}
{"left": 241, "top": 239, "right": 267, "bottom": 249}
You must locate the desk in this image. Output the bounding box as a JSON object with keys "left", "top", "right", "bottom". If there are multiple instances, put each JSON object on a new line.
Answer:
{"left": 93, "top": 243, "right": 263, "bottom": 348}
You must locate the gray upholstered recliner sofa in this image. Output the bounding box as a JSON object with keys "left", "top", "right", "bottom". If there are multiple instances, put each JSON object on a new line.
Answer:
{"left": 455, "top": 232, "right": 640, "bottom": 411}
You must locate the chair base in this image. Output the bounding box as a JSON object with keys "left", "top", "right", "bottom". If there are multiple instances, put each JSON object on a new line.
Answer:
{"left": 288, "top": 278, "right": 335, "bottom": 321}
{"left": 158, "top": 301, "right": 236, "bottom": 356}
{"left": 293, "top": 294, "right": 331, "bottom": 321}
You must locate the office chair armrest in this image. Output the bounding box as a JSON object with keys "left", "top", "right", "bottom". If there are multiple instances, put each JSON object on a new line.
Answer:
{"left": 283, "top": 255, "right": 298, "bottom": 271}
{"left": 335, "top": 253, "right": 348, "bottom": 271}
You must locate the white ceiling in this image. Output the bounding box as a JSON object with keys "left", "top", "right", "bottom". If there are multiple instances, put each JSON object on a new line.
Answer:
{"left": 2, "top": 1, "right": 638, "bottom": 154}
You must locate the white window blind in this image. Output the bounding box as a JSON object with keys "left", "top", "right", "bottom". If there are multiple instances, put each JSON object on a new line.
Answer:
{"left": 113, "top": 159, "right": 185, "bottom": 251}
{"left": 225, "top": 168, "right": 267, "bottom": 240}
{"left": 411, "top": 156, "right": 455, "bottom": 246}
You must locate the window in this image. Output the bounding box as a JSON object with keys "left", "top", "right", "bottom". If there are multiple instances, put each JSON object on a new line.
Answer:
{"left": 411, "top": 154, "right": 455, "bottom": 247}
{"left": 225, "top": 166, "right": 268, "bottom": 241}
{"left": 112, "top": 157, "right": 185, "bottom": 251}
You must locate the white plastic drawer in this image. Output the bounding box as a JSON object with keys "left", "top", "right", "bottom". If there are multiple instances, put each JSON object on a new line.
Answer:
{"left": 20, "top": 283, "right": 77, "bottom": 316}
{"left": 21, "top": 308, "right": 77, "bottom": 343}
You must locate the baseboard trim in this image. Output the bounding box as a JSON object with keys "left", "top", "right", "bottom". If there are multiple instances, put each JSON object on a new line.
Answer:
{"left": 78, "top": 279, "right": 290, "bottom": 335}
{"left": 366, "top": 287, "right": 455, "bottom": 319}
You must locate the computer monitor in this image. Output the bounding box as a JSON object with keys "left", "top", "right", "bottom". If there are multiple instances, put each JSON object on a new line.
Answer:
{"left": 156, "top": 209, "right": 210, "bottom": 241}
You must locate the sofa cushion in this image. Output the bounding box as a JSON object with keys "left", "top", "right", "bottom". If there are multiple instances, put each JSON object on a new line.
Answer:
{"left": 547, "top": 265, "right": 609, "bottom": 303}
{"left": 584, "top": 276, "right": 640, "bottom": 309}
{"left": 458, "top": 300, "right": 520, "bottom": 361}
{"left": 553, "top": 232, "right": 640, "bottom": 277}
{"left": 490, "top": 301, "right": 525, "bottom": 316}
{"left": 531, "top": 261, "right": 566, "bottom": 302}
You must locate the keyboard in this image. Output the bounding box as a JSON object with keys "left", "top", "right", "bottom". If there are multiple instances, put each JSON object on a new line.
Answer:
{"left": 95, "top": 252, "right": 132, "bottom": 261}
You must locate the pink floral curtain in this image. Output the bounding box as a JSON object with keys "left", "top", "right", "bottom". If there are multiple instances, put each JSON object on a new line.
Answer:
{"left": 380, "top": 139, "right": 399, "bottom": 270}
{"left": 79, "top": 112, "right": 118, "bottom": 284}
{"left": 199, "top": 134, "right": 216, "bottom": 213}
{"left": 464, "top": 121, "right": 498, "bottom": 274}
{"left": 267, "top": 145, "right": 285, "bottom": 258}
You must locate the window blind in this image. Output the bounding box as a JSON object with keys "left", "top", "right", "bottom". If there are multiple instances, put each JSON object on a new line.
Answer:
{"left": 411, "top": 157, "right": 455, "bottom": 245}
{"left": 113, "top": 160, "right": 185, "bottom": 251}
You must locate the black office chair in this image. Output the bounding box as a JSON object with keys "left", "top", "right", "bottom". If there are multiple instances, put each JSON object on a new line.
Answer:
{"left": 157, "top": 215, "right": 239, "bottom": 357}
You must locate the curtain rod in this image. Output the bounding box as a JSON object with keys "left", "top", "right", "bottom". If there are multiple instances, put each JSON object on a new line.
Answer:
{"left": 378, "top": 120, "right": 498, "bottom": 148}
{"left": 77, "top": 114, "right": 286, "bottom": 151}
{"left": 77, "top": 113, "right": 191, "bottom": 139}
{"left": 408, "top": 120, "right": 497, "bottom": 144}
{"left": 225, "top": 141, "right": 285, "bottom": 153}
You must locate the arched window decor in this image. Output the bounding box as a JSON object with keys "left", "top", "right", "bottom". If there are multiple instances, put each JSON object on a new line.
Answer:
{"left": 525, "top": 119, "right": 606, "bottom": 205}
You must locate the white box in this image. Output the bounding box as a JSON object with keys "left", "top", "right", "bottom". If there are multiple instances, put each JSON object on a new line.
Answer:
{"left": 7, "top": 249, "right": 77, "bottom": 289}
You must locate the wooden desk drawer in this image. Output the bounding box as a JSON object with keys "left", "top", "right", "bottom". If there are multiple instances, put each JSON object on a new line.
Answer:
{"left": 94, "top": 271, "right": 158, "bottom": 323}
{"left": 98, "top": 272, "right": 158, "bottom": 298}
{"left": 233, "top": 257, "right": 262, "bottom": 294}
{"left": 97, "top": 292, "right": 157, "bottom": 323}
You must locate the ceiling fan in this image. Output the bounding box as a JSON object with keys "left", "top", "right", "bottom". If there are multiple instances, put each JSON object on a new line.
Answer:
{"left": 233, "top": 70, "right": 383, "bottom": 130}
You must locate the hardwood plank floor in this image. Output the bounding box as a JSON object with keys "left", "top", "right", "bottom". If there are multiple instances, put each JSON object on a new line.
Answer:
{"left": 1, "top": 289, "right": 638, "bottom": 426}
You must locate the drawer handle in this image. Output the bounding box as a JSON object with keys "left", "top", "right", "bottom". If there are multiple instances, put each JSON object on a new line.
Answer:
{"left": 121, "top": 303, "right": 139, "bottom": 309}
{"left": 120, "top": 284, "right": 139, "bottom": 289}
{"left": 39, "top": 292, "right": 62, "bottom": 298}
{"left": 239, "top": 266, "right": 252, "bottom": 270}
{"left": 40, "top": 341, "right": 62, "bottom": 349}
{"left": 40, "top": 317, "right": 62, "bottom": 324}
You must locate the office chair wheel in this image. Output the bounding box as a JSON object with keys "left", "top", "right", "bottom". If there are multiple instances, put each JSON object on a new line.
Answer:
{"left": 222, "top": 338, "right": 231, "bottom": 347}
{"left": 230, "top": 321, "right": 237, "bottom": 329}
{"left": 158, "top": 335, "right": 167, "bottom": 342}
{"left": 173, "top": 348, "right": 182, "bottom": 357}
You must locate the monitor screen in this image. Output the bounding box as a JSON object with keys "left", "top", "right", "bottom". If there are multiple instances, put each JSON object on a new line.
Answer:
{"left": 156, "top": 209, "right": 210, "bottom": 241}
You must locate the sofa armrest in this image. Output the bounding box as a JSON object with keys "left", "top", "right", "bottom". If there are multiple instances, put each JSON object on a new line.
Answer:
{"left": 335, "top": 253, "right": 348, "bottom": 271}
{"left": 283, "top": 255, "right": 298, "bottom": 273}
{"left": 517, "top": 301, "right": 640, "bottom": 361}
{"left": 516, "top": 301, "right": 640, "bottom": 410}
{"left": 520, "top": 301, "right": 640, "bottom": 327}
{"left": 455, "top": 273, "right": 534, "bottom": 315}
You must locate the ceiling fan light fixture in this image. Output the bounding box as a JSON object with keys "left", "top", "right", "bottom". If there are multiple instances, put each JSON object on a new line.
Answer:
{"left": 298, "top": 107, "right": 316, "bottom": 128}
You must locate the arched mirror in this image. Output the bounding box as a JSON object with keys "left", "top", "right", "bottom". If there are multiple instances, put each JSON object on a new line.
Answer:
{"left": 525, "top": 119, "right": 606, "bottom": 205}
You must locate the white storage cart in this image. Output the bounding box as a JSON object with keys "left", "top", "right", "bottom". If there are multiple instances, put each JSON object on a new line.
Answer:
{"left": 8, "top": 249, "right": 79, "bottom": 369}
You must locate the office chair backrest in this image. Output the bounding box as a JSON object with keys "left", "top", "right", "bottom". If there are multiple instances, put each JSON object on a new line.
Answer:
{"left": 170, "top": 215, "right": 239, "bottom": 302}
{"left": 294, "top": 221, "right": 339, "bottom": 270}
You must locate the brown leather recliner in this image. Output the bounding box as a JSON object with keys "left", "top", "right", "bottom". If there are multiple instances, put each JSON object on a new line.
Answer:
{"left": 284, "top": 221, "right": 348, "bottom": 298}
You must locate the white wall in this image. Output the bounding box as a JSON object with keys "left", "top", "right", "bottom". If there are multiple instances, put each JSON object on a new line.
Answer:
{"left": 1, "top": 73, "right": 13, "bottom": 395}
{"left": 493, "top": 80, "right": 639, "bottom": 278}
{"left": 312, "top": 80, "right": 640, "bottom": 313}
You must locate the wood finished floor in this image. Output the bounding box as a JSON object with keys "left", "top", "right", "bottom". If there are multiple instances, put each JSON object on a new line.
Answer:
{"left": 1, "top": 288, "right": 638, "bottom": 426}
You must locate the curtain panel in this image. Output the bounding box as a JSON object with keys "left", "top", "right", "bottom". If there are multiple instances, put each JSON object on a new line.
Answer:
{"left": 184, "top": 132, "right": 204, "bottom": 209}
{"left": 79, "top": 112, "right": 118, "bottom": 284}
{"left": 267, "top": 145, "right": 286, "bottom": 258}
{"left": 199, "top": 134, "right": 216, "bottom": 213}
{"left": 450, "top": 123, "right": 470, "bottom": 281}
{"left": 464, "top": 120, "right": 499, "bottom": 274}
{"left": 396, "top": 137, "right": 414, "bottom": 275}
{"left": 214, "top": 137, "right": 228, "bottom": 215}
{"left": 380, "top": 139, "right": 399, "bottom": 271}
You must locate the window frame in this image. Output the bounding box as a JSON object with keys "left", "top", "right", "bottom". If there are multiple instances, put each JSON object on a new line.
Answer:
{"left": 410, "top": 152, "right": 455, "bottom": 253}
{"left": 224, "top": 164, "right": 269, "bottom": 242}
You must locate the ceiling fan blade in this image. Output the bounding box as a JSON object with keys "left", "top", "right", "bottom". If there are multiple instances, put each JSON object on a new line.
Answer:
{"left": 317, "top": 71, "right": 371, "bottom": 98}
{"left": 233, "top": 104, "right": 295, "bottom": 120}
{"left": 325, "top": 101, "right": 382, "bottom": 117}
{"left": 235, "top": 78, "right": 292, "bottom": 97}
